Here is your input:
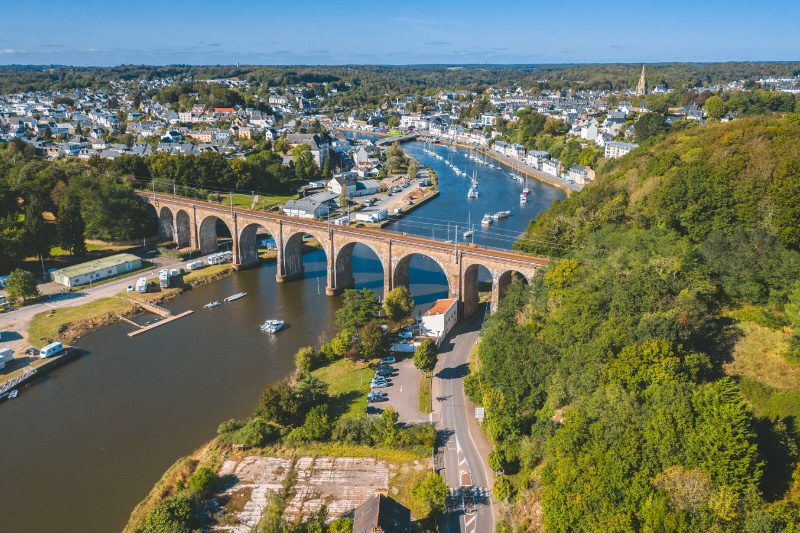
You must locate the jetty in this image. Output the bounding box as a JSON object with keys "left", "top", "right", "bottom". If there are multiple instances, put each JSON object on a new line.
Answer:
{"left": 126, "top": 298, "right": 193, "bottom": 337}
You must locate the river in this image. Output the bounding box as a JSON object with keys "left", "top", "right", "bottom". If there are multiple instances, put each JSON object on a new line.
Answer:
{"left": 0, "top": 139, "right": 564, "bottom": 532}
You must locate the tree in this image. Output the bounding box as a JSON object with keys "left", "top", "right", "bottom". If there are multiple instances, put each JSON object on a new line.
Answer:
{"left": 186, "top": 467, "right": 218, "bottom": 498}
{"left": 785, "top": 281, "right": 800, "bottom": 326}
{"left": 288, "top": 404, "right": 331, "bottom": 442}
{"left": 338, "top": 184, "right": 348, "bottom": 211}
{"left": 294, "top": 346, "right": 315, "bottom": 375}
{"left": 328, "top": 329, "right": 353, "bottom": 358}
{"left": 6, "top": 269, "right": 40, "bottom": 304}
{"left": 357, "top": 320, "right": 387, "bottom": 359}
{"left": 493, "top": 476, "right": 516, "bottom": 502}
{"left": 143, "top": 495, "right": 193, "bottom": 533}
{"left": 295, "top": 374, "right": 329, "bottom": 411}
{"left": 411, "top": 472, "right": 449, "bottom": 518}
{"left": 634, "top": 112, "right": 668, "bottom": 141}
{"left": 335, "top": 289, "right": 381, "bottom": 330}
{"left": 57, "top": 194, "right": 86, "bottom": 256}
{"left": 382, "top": 287, "right": 413, "bottom": 321}
{"left": 704, "top": 95, "right": 725, "bottom": 120}
{"left": 414, "top": 338, "right": 438, "bottom": 374}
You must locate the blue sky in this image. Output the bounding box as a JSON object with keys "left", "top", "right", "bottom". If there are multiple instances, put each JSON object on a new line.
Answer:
{"left": 1, "top": 0, "right": 798, "bottom": 65}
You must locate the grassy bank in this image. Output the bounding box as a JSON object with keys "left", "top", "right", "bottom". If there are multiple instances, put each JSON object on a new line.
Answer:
{"left": 27, "top": 263, "right": 235, "bottom": 346}
{"left": 312, "top": 358, "right": 373, "bottom": 419}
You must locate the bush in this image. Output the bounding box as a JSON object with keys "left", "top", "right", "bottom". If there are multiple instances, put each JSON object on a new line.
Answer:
{"left": 5, "top": 269, "right": 39, "bottom": 303}
{"left": 295, "top": 346, "right": 315, "bottom": 375}
{"left": 143, "top": 495, "right": 194, "bottom": 533}
{"left": 411, "top": 472, "right": 449, "bottom": 518}
{"left": 186, "top": 467, "right": 218, "bottom": 498}
{"left": 493, "top": 476, "right": 516, "bottom": 502}
{"left": 217, "top": 418, "right": 278, "bottom": 448}
{"left": 328, "top": 517, "right": 354, "bottom": 533}
{"left": 287, "top": 404, "right": 331, "bottom": 443}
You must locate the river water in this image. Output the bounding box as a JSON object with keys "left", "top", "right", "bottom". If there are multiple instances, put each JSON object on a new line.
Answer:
{"left": 0, "top": 139, "right": 564, "bottom": 532}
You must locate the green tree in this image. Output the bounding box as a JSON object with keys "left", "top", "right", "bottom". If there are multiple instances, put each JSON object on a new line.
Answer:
{"left": 186, "top": 467, "right": 218, "bottom": 498}
{"left": 328, "top": 517, "right": 354, "bottom": 533}
{"left": 493, "top": 476, "right": 516, "bottom": 502}
{"left": 357, "top": 320, "right": 386, "bottom": 359}
{"left": 704, "top": 95, "right": 725, "bottom": 120}
{"left": 294, "top": 346, "right": 315, "bottom": 375}
{"left": 143, "top": 495, "right": 193, "bottom": 533}
{"left": 634, "top": 112, "right": 668, "bottom": 141}
{"left": 382, "top": 287, "right": 413, "bottom": 321}
{"left": 5, "top": 269, "right": 40, "bottom": 303}
{"left": 328, "top": 329, "right": 353, "bottom": 357}
{"left": 785, "top": 281, "right": 800, "bottom": 326}
{"left": 335, "top": 289, "right": 381, "bottom": 330}
{"left": 414, "top": 338, "right": 438, "bottom": 374}
{"left": 411, "top": 472, "right": 449, "bottom": 518}
{"left": 288, "top": 404, "right": 331, "bottom": 442}
{"left": 56, "top": 194, "right": 86, "bottom": 256}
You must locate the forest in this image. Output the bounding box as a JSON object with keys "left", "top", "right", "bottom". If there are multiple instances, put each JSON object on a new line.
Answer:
{"left": 464, "top": 114, "right": 800, "bottom": 530}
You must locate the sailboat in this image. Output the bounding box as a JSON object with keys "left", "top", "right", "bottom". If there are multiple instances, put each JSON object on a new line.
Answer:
{"left": 463, "top": 213, "right": 474, "bottom": 239}
{"left": 522, "top": 174, "right": 529, "bottom": 196}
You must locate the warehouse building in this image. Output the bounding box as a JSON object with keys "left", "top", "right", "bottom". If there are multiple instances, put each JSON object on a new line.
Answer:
{"left": 50, "top": 253, "right": 142, "bottom": 287}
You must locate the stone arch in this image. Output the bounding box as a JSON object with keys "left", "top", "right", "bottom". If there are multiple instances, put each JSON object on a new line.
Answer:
{"left": 175, "top": 209, "right": 191, "bottom": 248}
{"left": 158, "top": 206, "right": 174, "bottom": 241}
{"left": 334, "top": 241, "right": 384, "bottom": 294}
{"left": 238, "top": 222, "right": 278, "bottom": 267}
{"left": 198, "top": 215, "right": 232, "bottom": 255}
{"left": 462, "top": 263, "right": 493, "bottom": 318}
{"left": 393, "top": 252, "right": 449, "bottom": 309}
{"left": 282, "top": 230, "right": 328, "bottom": 282}
{"left": 497, "top": 269, "right": 529, "bottom": 301}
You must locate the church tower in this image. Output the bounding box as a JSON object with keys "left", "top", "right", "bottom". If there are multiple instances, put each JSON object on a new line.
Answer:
{"left": 636, "top": 65, "right": 647, "bottom": 96}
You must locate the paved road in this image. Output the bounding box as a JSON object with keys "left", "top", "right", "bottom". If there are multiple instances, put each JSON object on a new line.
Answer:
{"left": 433, "top": 311, "right": 495, "bottom": 533}
{"left": 0, "top": 251, "right": 184, "bottom": 353}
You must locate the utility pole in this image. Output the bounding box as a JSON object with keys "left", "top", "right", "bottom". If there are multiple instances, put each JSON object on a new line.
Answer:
{"left": 229, "top": 191, "right": 233, "bottom": 216}
{"left": 172, "top": 179, "right": 176, "bottom": 196}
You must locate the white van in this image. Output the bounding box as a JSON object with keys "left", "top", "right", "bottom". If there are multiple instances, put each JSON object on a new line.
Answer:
{"left": 40, "top": 341, "right": 63, "bottom": 358}
{"left": 185, "top": 260, "right": 204, "bottom": 271}
{"left": 135, "top": 277, "right": 148, "bottom": 293}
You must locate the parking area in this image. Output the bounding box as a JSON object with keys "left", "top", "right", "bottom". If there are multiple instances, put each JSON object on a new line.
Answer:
{"left": 366, "top": 355, "right": 426, "bottom": 424}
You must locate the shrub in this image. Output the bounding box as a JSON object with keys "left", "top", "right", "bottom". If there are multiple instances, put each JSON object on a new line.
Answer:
{"left": 328, "top": 517, "right": 354, "bottom": 533}
{"left": 218, "top": 418, "right": 278, "bottom": 448}
{"left": 493, "top": 476, "right": 516, "bottom": 502}
{"left": 287, "top": 404, "right": 331, "bottom": 443}
{"left": 411, "top": 472, "right": 449, "bottom": 518}
{"left": 142, "top": 495, "right": 194, "bottom": 533}
{"left": 294, "top": 346, "right": 315, "bottom": 375}
{"left": 186, "top": 467, "right": 218, "bottom": 498}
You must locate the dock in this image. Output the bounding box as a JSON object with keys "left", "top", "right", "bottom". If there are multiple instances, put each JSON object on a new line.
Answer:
{"left": 126, "top": 298, "right": 193, "bottom": 337}
{"left": 127, "top": 310, "right": 193, "bottom": 337}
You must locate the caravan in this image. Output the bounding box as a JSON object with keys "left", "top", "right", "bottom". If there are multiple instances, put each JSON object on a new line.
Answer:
{"left": 40, "top": 341, "right": 63, "bottom": 358}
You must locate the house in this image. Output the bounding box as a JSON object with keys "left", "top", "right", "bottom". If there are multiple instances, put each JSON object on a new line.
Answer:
{"left": 493, "top": 140, "right": 510, "bottom": 155}
{"left": 282, "top": 191, "right": 339, "bottom": 219}
{"left": 285, "top": 133, "right": 329, "bottom": 167}
{"left": 353, "top": 145, "right": 373, "bottom": 167}
{"left": 420, "top": 298, "right": 458, "bottom": 340}
{"left": 604, "top": 141, "right": 639, "bottom": 159}
{"left": 580, "top": 119, "right": 598, "bottom": 141}
{"left": 328, "top": 174, "right": 381, "bottom": 197}
{"left": 541, "top": 159, "right": 563, "bottom": 177}
{"left": 50, "top": 253, "right": 142, "bottom": 287}
{"left": 178, "top": 111, "right": 193, "bottom": 123}
{"left": 567, "top": 165, "right": 596, "bottom": 185}
{"left": 352, "top": 494, "right": 411, "bottom": 533}
{"left": 526, "top": 150, "right": 550, "bottom": 169}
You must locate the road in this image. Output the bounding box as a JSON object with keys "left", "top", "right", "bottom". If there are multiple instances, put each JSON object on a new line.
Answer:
{"left": 433, "top": 310, "right": 495, "bottom": 533}
{"left": 0, "top": 251, "right": 184, "bottom": 353}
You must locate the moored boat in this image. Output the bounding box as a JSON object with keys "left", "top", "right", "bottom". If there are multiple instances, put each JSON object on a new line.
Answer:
{"left": 204, "top": 301, "right": 220, "bottom": 309}
{"left": 260, "top": 319, "right": 285, "bottom": 333}
{"left": 224, "top": 292, "right": 247, "bottom": 303}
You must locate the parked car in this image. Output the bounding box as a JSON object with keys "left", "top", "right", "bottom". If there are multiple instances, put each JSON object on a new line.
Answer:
{"left": 365, "top": 406, "right": 383, "bottom": 415}
{"left": 376, "top": 368, "right": 394, "bottom": 377}
{"left": 368, "top": 391, "right": 387, "bottom": 402}
{"left": 25, "top": 347, "right": 39, "bottom": 356}
{"left": 371, "top": 378, "right": 389, "bottom": 388}
{"left": 126, "top": 285, "right": 134, "bottom": 292}
{"left": 381, "top": 356, "right": 396, "bottom": 365}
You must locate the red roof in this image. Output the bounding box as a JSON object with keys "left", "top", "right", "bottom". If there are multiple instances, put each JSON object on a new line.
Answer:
{"left": 214, "top": 107, "right": 236, "bottom": 113}
{"left": 424, "top": 298, "right": 457, "bottom": 316}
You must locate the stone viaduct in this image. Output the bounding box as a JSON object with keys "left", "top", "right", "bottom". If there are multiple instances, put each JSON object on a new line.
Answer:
{"left": 145, "top": 193, "right": 549, "bottom": 316}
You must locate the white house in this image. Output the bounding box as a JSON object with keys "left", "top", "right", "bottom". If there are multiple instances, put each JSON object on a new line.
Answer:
{"left": 526, "top": 150, "right": 550, "bottom": 169}
{"left": 354, "top": 208, "right": 388, "bottom": 223}
{"left": 605, "top": 141, "right": 639, "bottom": 159}
{"left": 567, "top": 165, "right": 596, "bottom": 185}
{"left": 282, "top": 191, "right": 339, "bottom": 219}
{"left": 542, "top": 159, "right": 563, "bottom": 177}
{"left": 580, "top": 119, "right": 598, "bottom": 141}
{"left": 420, "top": 298, "right": 458, "bottom": 340}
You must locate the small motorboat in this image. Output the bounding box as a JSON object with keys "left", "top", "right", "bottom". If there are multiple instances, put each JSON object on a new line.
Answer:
{"left": 204, "top": 301, "right": 220, "bottom": 309}
{"left": 463, "top": 229, "right": 474, "bottom": 239}
{"left": 495, "top": 210, "right": 510, "bottom": 219}
{"left": 481, "top": 214, "right": 493, "bottom": 226}
{"left": 260, "top": 319, "right": 285, "bottom": 333}
{"left": 7, "top": 390, "right": 18, "bottom": 399}
{"left": 467, "top": 187, "right": 478, "bottom": 199}
{"left": 520, "top": 193, "right": 527, "bottom": 204}
{"left": 224, "top": 292, "right": 247, "bottom": 303}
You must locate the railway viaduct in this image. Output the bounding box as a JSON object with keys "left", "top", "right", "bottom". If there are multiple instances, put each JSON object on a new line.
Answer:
{"left": 144, "top": 193, "right": 549, "bottom": 316}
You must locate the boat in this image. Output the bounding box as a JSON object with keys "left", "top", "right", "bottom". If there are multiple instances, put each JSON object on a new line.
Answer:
{"left": 462, "top": 229, "right": 474, "bottom": 239}
{"left": 481, "top": 214, "right": 493, "bottom": 226}
{"left": 224, "top": 292, "right": 247, "bottom": 303}
{"left": 7, "top": 390, "right": 18, "bottom": 399}
{"left": 204, "top": 301, "right": 220, "bottom": 309}
{"left": 495, "top": 210, "right": 510, "bottom": 219}
{"left": 260, "top": 319, "right": 285, "bottom": 333}
{"left": 467, "top": 187, "right": 478, "bottom": 199}
{"left": 520, "top": 193, "right": 527, "bottom": 203}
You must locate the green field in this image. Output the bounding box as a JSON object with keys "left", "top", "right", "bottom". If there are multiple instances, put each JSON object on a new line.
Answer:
{"left": 312, "top": 358, "right": 373, "bottom": 419}
{"left": 28, "top": 297, "right": 130, "bottom": 346}
{"left": 224, "top": 192, "right": 297, "bottom": 210}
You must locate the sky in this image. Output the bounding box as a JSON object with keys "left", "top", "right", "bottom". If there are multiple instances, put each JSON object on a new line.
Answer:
{"left": 1, "top": 0, "right": 799, "bottom": 66}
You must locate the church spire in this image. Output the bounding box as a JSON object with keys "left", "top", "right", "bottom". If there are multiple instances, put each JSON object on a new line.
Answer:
{"left": 636, "top": 64, "right": 647, "bottom": 96}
